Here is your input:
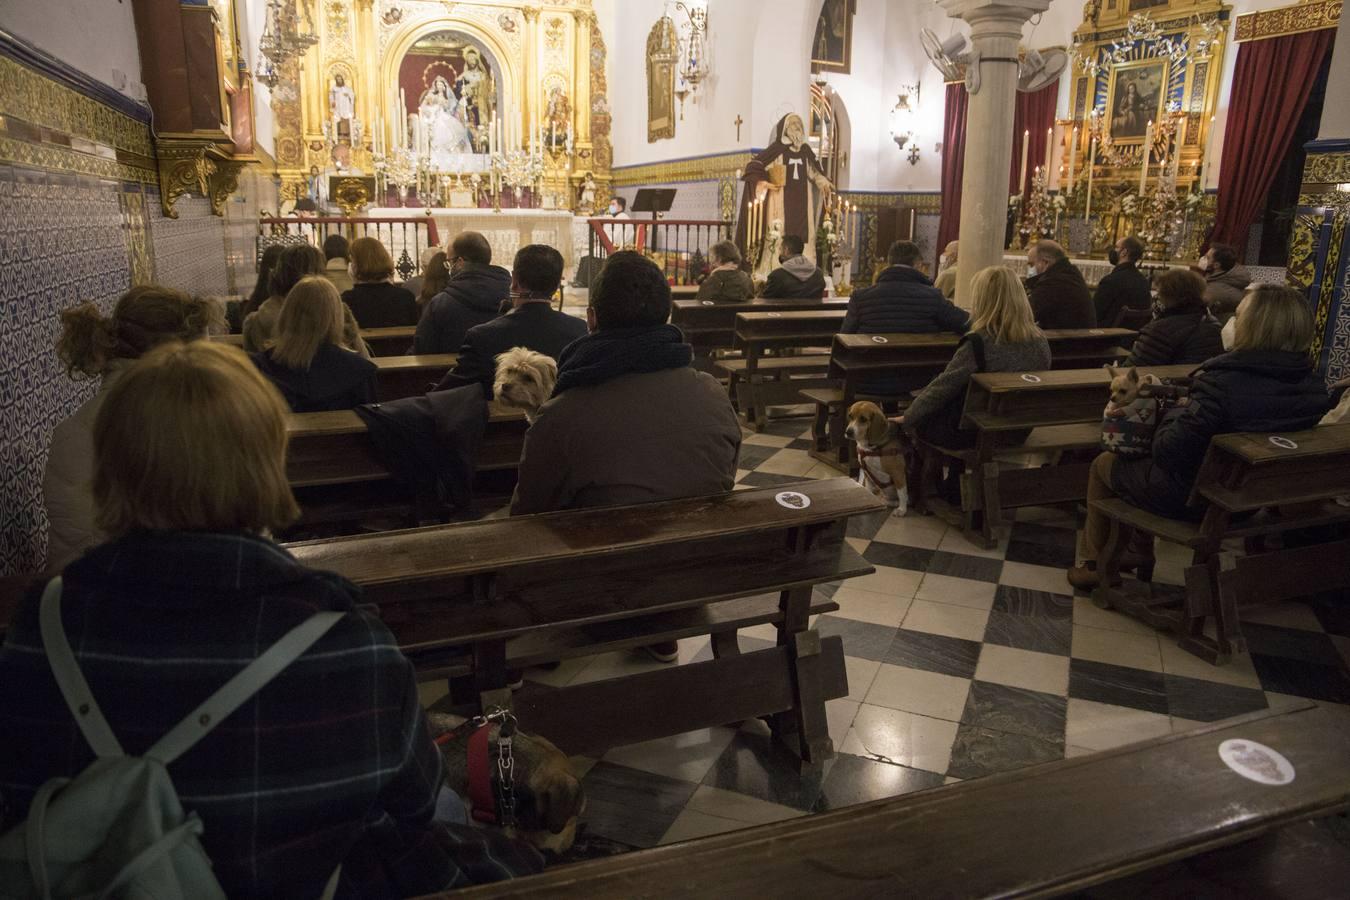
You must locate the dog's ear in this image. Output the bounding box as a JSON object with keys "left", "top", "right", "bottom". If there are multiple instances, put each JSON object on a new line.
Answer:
{"left": 1108, "top": 365, "right": 1123, "bottom": 379}
{"left": 537, "top": 774, "right": 584, "bottom": 835}
{"left": 534, "top": 356, "right": 558, "bottom": 395}
{"left": 1126, "top": 367, "right": 1140, "bottom": 383}
{"left": 866, "top": 409, "right": 889, "bottom": 446}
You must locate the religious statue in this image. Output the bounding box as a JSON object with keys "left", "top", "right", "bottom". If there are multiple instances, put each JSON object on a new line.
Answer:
{"left": 329, "top": 73, "right": 355, "bottom": 142}
{"left": 419, "top": 76, "right": 474, "bottom": 166}
{"left": 579, "top": 172, "right": 597, "bottom": 214}
{"left": 455, "top": 46, "right": 496, "bottom": 148}
{"left": 544, "top": 86, "right": 571, "bottom": 150}
{"left": 737, "top": 113, "right": 834, "bottom": 276}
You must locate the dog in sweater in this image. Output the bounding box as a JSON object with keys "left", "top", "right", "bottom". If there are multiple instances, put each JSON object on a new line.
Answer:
{"left": 845, "top": 401, "right": 908, "bottom": 515}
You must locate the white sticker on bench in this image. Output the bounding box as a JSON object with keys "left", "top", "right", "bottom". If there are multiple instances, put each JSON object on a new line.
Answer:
{"left": 1090, "top": 329, "right": 1104, "bottom": 334}
{"left": 766, "top": 312, "right": 781, "bottom": 317}
{"left": 1268, "top": 436, "right": 1299, "bottom": 450}
{"left": 775, "top": 491, "right": 812, "bottom": 510}
{"left": 871, "top": 336, "right": 889, "bottom": 344}
{"left": 1218, "top": 739, "right": 1294, "bottom": 785}
{"left": 1020, "top": 374, "right": 1043, "bottom": 384}
{"left": 701, "top": 300, "right": 715, "bottom": 306}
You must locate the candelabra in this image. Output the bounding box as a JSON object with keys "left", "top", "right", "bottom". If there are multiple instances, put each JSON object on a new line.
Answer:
{"left": 374, "top": 147, "right": 418, "bottom": 206}
{"left": 1015, "top": 168, "right": 1053, "bottom": 249}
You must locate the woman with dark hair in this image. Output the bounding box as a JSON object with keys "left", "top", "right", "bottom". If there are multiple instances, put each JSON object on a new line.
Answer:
{"left": 1125, "top": 268, "right": 1223, "bottom": 366}
{"left": 418, "top": 251, "right": 451, "bottom": 308}
{"left": 238, "top": 244, "right": 286, "bottom": 330}
{"left": 243, "top": 244, "right": 369, "bottom": 356}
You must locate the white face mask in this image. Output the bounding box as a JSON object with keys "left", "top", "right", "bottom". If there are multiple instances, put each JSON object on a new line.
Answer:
{"left": 609, "top": 204, "right": 619, "bottom": 215}
{"left": 1027, "top": 264, "right": 1038, "bottom": 278}
{"left": 938, "top": 255, "right": 949, "bottom": 269}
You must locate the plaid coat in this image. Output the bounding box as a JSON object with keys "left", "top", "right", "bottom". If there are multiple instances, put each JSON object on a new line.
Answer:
{"left": 0, "top": 530, "right": 539, "bottom": 897}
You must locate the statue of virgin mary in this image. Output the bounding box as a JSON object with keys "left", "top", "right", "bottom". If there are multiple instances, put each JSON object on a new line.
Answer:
{"left": 418, "top": 76, "right": 474, "bottom": 167}
{"left": 736, "top": 113, "right": 834, "bottom": 276}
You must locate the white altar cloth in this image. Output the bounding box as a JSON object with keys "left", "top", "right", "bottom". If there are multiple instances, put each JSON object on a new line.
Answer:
{"left": 370, "top": 207, "right": 578, "bottom": 269}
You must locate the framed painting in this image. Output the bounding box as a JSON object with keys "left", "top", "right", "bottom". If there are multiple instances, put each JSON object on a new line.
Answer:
{"left": 646, "top": 17, "right": 676, "bottom": 142}
{"left": 811, "top": 0, "right": 854, "bottom": 75}
{"left": 1107, "top": 58, "right": 1167, "bottom": 143}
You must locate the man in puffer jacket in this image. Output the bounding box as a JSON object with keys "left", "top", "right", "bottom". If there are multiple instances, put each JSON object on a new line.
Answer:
{"left": 761, "top": 234, "right": 826, "bottom": 298}
{"left": 414, "top": 231, "right": 512, "bottom": 354}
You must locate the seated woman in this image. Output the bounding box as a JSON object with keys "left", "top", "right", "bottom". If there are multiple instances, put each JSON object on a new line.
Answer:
{"left": 235, "top": 243, "right": 284, "bottom": 333}
{"left": 933, "top": 240, "right": 959, "bottom": 302}
{"left": 244, "top": 244, "right": 369, "bottom": 356}
{"left": 0, "top": 341, "right": 541, "bottom": 895}
{"left": 902, "top": 265, "right": 1051, "bottom": 451}
{"left": 696, "top": 240, "right": 755, "bottom": 303}
{"left": 43, "top": 286, "right": 220, "bottom": 570}
{"left": 342, "top": 236, "right": 419, "bottom": 328}
{"left": 1125, "top": 268, "right": 1223, "bottom": 367}
{"left": 416, "top": 250, "right": 452, "bottom": 309}
{"left": 1069, "top": 285, "right": 1333, "bottom": 590}
{"left": 252, "top": 276, "right": 378, "bottom": 412}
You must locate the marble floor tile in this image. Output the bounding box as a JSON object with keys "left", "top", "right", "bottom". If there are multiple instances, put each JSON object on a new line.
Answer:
{"left": 974, "top": 643, "right": 1070, "bottom": 696}
{"left": 1007, "top": 520, "right": 1079, "bottom": 545}
{"left": 844, "top": 655, "right": 882, "bottom": 703}
{"left": 840, "top": 704, "right": 962, "bottom": 774}
{"left": 658, "top": 809, "right": 747, "bottom": 845}
{"left": 827, "top": 698, "right": 861, "bottom": 748}
{"left": 1162, "top": 673, "right": 1269, "bottom": 722}
{"left": 1312, "top": 602, "right": 1350, "bottom": 638}
{"left": 846, "top": 562, "right": 925, "bottom": 598}
{"left": 580, "top": 761, "right": 700, "bottom": 849}
{"left": 884, "top": 628, "right": 983, "bottom": 679}
{"left": 845, "top": 536, "right": 871, "bottom": 555}
{"left": 736, "top": 470, "right": 813, "bottom": 489}
{"left": 992, "top": 585, "right": 1075, "bottom": 619}
{"left": 520, "top": 655, "right": 595, "bottom": 688}
{"left": 1064, "top": 698, "right": 1172, "bottom": 752}
{"left": 863, "top": 541, "right": 935, "bottom": 574}
{"left": 1003, "top": 537, "right": 1077, "bottom": 570}
{"left": 803, "top": 463, "right": 847, "bottom": 480}
{"left": 926, "top": 550, "right": 1006, "bottom": 584}
{"left": 915, "top": 573, "right": 999, "bottom": 611}
{"left": 684, "top": 784, "right": 804, "bottom": 825}
{"left": 999, "top": 560, "right": 1074, "bottom": 595}
{"left": 735, "top": 444, "right": 781, "bottom": 470}
{"left": 1250, "top": 653, "right": 1350, "bottom": 705}
{"left": 815, "top": 753, "right": 945, "bottom": 811}
{"left": 873, "top": 513, "right": 950, "bottom": 550}
{"left": 1157, "top": 638, "right": 1264, "bottom": 689}
{"left": 945, "top": 722, "right": 1064, "bottom": 780}
{"left": 829, "top": 586, "right": 914, "bottom": 628}
{"left": 601, "top": 727, "right": 739, "bottom": 784}
{"left": 1012, "top": 506, "right": 1078, "bottom": 527}
{"left": 570, "top": 638, "right": 711, "bottom": 685}
{"left": 1071, "top": 623, "right": 1162, "bottom": 672}
{"left": 758, "top": 417, "right": 815, "bottom": 438}
{"left": 1242, "top": 623, "right": 1344, "bottom": 666}
{"left": 1064, "top": 744, "right": 1098, "bottom": 759}
{"left": 936, "top": 526, "right": 1011, "bottom": 560}
{"left": 902, "top": 598, "right": 992, "bottom": 643}
{"left": 1241, "top": 601, "right": 1327, "bottom": 633}
{"left": 703, "top": 728, "right": 826, "bottom": 812}
{"left": 1068, "top": 658, "right": 1168, "bottom": 715}
{"left": 741, "top": 432, "right": 793, "bottom": 448}
{"left": 814, "top": 615, "right": 900, "bottom": 663}
{"left": 756, "top": 448, "right": 819, "bottom": 477}
{"left": 983, "top": 610, "right": 1073, "bottom": 656}
{"left": 846, "top": 508, "right": 895, "bottom": 541}
{"left": 864, "top": 663, "right": 972, "bottom": 721}
{"left": 1071, "top": 595, "right": 1158, "bottom": 636}
{"left": 961, "top": 680, "right": 1067, "bottom": 744}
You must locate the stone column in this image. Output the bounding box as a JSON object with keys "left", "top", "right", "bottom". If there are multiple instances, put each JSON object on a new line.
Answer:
{"left": 939, "top": 0, "right": 1050, "bottom": 307}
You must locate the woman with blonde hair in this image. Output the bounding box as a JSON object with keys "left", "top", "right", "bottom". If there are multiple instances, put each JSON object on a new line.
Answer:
{"left": 696, "top": 240, "right": 755, "bottom": 303}
{"left": 902, "top": 265, "right": 1050, "bottom": 452}
{"left": 2, "top": 340, "right": 542, "bottom": 896}
{"left": 342, "top": 235, "right": 419, "bottom": 328}
{"left": 252, "top": 276, "right": 377, "bottom": 412}
{"left": 243, "top": 244, "right": 370, "bottom": 357}
{"left": 43, "top": 285, "right": 221, "bottom": 569}
{"left": 1069, "top": 284, "right": 1332, "bottom": 589}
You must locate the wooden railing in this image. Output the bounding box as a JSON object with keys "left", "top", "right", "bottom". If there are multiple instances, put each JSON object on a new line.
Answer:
{"left": 587, "top": 218, "right": 732, "bottom": 285}
{"left": 258, "top": 216, "right": 441, "bottom": 280}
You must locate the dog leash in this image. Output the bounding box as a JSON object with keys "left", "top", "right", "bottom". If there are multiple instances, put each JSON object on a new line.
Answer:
{"left": 434, "top": 707, "right": 519, "bottom": 828}
{"left": 856, "top": 445, "right": 901, "bottom": 493}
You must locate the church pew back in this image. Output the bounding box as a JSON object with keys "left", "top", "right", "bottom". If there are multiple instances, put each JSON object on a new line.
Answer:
{"left": 212, "top": 325, "right": 416, "bottom": 356}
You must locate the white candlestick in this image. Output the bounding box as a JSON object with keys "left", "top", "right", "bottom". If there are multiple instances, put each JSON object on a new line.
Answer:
{"left": 1067, "top": 127, "right": 1077, "bottom": 193}
{"left": 1085, "top": 138, "right": 1096, "bottom": 221}
{"left": 1139, "top": 121, "right": 1154, "bottom": 194}
{"left": 1201, "top": 115, "right": 1216, "bottom": 190}
{"left": 1044, "top": 127, "right": 1053, "bottom": 174}
{"left": 1018, "top": 130, "right": 1030, "bottom": 197}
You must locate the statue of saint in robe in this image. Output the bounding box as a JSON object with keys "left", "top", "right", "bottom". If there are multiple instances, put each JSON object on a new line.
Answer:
{"left": 329, "top": 74, "right": 355, "bottom": 142}
{"left": 736, "top": 113, "right": 834, "bottom": 276}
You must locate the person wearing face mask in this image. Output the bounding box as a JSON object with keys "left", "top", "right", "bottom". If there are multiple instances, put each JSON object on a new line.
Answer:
{"left": 761, "top": 234, "right": 827, "bottom": 298}
{"left": 602, "top": 195, "right": 633, "bottom": 249}
{"left": 1198, "top": 243, "right": 1250, "bottom": 325}
{"left": 414, "top": 231, "right": 512, "bottom": 354}
{"left": 1093, "top": 235, "right": 1151, "bottom": 328}
{"left": 1123, "top": 268, "right": 1223, "bottom": 367}
{"left": 1024, "top": 239, "right": 1095, "bottom": 330}
{"left": 322, "top": 233, "right": 355, "bottom": 293}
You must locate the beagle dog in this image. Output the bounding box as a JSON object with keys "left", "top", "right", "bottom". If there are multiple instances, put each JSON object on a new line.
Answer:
{"left": 844, "top": 401, "right": 908, "bottom": 516}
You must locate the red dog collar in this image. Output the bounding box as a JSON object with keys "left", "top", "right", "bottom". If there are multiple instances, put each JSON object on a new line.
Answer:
{"left": 467, "top": 723, "right": 499, "bottom": 825}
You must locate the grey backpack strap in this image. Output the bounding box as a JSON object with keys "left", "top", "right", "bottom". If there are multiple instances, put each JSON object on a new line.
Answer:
{"left": 147, "top": 611, "right": 345, "bottom": 765}
{"left": 39, "top": 577, "right": 124, "bottom": 758}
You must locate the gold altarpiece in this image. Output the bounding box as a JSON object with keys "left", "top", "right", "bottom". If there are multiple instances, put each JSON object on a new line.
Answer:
{"left": 271, "top": 0, "right": 612, "bottom": 209}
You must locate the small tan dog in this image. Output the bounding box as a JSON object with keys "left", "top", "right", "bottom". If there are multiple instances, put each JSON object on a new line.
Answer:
{"left": 1107, "top": 365, "right": 1145, "bottom": 410}
{"left": 494, "top": 347, "right": 557, "bottom": 422}
{"left": 845, "top": 401, "right": 908, "bottom": 515}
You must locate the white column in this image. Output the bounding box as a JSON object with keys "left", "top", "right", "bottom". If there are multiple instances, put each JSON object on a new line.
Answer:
{"left": 940, "top": 0, "right": 1051, "bottom": 307}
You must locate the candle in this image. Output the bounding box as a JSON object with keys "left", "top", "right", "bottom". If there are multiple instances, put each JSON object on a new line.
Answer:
{"left": 1044, "top": 127, "right": 1053, "bottom": 174}
{"left": 1085, "top": 137, "right": 1096, "bottom": 221}
{"left": 909, "top": 207, "right": 916, "bottom": 238}
{"left": 1139, "top": 121, "right": 1154, "bottom": 194}
{"left": 1067, "top": 127, "right": 1077, "bottom": 193}
{"left": 1019, "top": 130, "right": 1030, "bottom": 196}
{"left": 1200, "top": 115, "right": 1216, "bottom": 189}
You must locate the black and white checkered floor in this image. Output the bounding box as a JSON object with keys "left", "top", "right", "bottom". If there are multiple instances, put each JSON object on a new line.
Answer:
{"left": 423, "top": 414, "right": 1350, "bottom": 854}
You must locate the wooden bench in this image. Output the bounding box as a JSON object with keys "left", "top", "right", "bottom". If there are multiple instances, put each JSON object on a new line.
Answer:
{"left": 671, "top": 298, "right": 845, "bottom": 366}
{"left": 913, "top": 364, "right": 1194, "bottom": 547}
{"left": 212, "top": 325, "right": 416, "bottom": 357}
{"left": 373, "top": 354, "right": 457, "bottom": 401}
{"left": 724, "top": 310, "right": 847, "bottom": 430}
{"left": 1094, "top": 422, "right": 1350, "bottom": 664}
{"left": 286, "top": 477, "right": 885, "bottom": 768}
{"left": 449, "top": 702, "right": 1350, "bottom": 898}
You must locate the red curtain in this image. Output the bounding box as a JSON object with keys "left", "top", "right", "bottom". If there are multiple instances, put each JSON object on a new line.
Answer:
{"left": 1210, "top": 29, "right": 1334, "bottom": 255}
{"left": 937, "top": 83, "right": 968, "bottom": 253}
{"left": 937, "top": 81, "right": 1059, "bottom": 249}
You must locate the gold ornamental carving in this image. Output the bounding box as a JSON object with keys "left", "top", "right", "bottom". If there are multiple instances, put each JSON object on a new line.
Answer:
{"left": 1287, "top": 211, "right": 1322, "bottom": 291}
{"left": 209, "top": 159, "right": 249, "bottom": 216}
{"left": 1303, "top": 151, "right": 1350, "bottom": 186}
{"left": 1234, "top": 0, "right": 1341, "bottom": 41}
{"left": 157, "top": 142, "right": 218, "bottom": 219}
{"left": 334, "top": 176, "right": 373, "bottom": 215}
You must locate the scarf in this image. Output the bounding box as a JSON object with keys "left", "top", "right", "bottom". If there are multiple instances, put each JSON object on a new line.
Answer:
{"left": 553, "top": 324, "right": 693, "bottom": 396}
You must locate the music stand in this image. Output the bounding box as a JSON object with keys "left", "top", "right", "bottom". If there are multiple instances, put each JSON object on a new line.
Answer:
{"left": 632, "top": 188, "right": 676, "bottom": 223}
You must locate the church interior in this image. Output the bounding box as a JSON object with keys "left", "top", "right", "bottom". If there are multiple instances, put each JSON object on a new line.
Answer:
{"left": 3, "top": 0, "right": 1350, "bottom": 894}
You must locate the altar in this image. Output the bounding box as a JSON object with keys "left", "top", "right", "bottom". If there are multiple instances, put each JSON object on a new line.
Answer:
{"left": 372, "top": 207, "right": 579, "bottom": 269}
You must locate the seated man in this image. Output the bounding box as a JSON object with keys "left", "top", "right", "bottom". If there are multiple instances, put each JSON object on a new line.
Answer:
{"left": 436, "top": 243, "right": 588, "bottom": 393}
{"left": 323, "top": 233, "right": 354, "bottom": 294}
{"left": 1094, "top": 235, "right": 1150, "bottom": 327}
{"left": 1200, "top": 242, "right": 1251, "bottom": 325}
{"left": 511, "top": 251, "right": 742, "bottom": 661}
{"left": 414, "top": 231, "right": 512, "bottom": 354}
{"left": 761, "top": 234, "right": 826, "bottom": 298}
{"left": 1025, "top": 239, "right": 1095, "bottom": 330}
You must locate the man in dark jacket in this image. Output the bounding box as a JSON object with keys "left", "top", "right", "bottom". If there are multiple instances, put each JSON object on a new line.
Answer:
{"left": 1094, "top": 235, "right": 1151, "bottom": 327}
{"left": 1025, "top": 240, "right": 1095, "bottom": 329}
{"left": 1124, "top": 269, "right": 1223, "bottom": 367}
{"left": 436, "top": 244, "right": 588, "bottom": 393}
{"left": 414, "top": 231, "right": 512, "bottom": 354}
{"left": 1200, "top": 243, "right": 1251, "bottom": 324}
{"left": 762, "top": 234, "right": 826, "bottom": 298}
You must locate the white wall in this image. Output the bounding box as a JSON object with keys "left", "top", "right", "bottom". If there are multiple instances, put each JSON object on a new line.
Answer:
{"left": 239, "top": 0, "right": 275, "bottom": 159}
{"left": 1320, "top": 14, "right": 1350, "bottom": 139}
{"left": 0, "top": 0, "right": 144, "bottom": 98}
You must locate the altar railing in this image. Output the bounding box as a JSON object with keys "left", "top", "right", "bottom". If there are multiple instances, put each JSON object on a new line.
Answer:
{"left": 258, "top": 216, "right": 440, "bottom": 280}
{"left": 587, "top": 218, "right": 732, "bottom": 285}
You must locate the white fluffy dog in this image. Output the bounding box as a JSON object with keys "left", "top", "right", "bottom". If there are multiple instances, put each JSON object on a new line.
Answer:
{"left": 493, "top": 347, "right": 558, "bottom": 422}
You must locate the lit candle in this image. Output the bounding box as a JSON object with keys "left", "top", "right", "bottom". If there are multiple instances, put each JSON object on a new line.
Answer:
{"left": 1200, "top": 115, "right": 1216, "bottom": 189}
{"left": 1067, "top": 127, "right": 1078, "bottom": 193}
{"left": 1171, "top": 116, "right": 1187, "bottom": 187}
{"left": 1085, "top": 137, "right": 1096, "bottom": 221}
{"left": 1044, "top": 126, "right": 1053, "bottom": 173}
{"left": 909, "top": 207, "right": 916, "bottom": 238}
{"left": 1019, "top": 130, "right": 1030, "bottom": 196}
{"left": 1139, "top": 120, "right": 1154, "bottom": 194}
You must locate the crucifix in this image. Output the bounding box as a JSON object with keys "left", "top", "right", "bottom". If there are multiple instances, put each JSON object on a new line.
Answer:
{"left": 734, "top": 114, "right": 744, "bottom": 141}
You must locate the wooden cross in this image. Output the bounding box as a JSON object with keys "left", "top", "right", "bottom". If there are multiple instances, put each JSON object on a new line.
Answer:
{"left": 735, "top": 115, "right": 744, "bottom": 141}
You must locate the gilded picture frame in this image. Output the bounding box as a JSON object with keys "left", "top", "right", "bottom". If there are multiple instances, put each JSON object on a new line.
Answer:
{"left": 647, "top": 17, "right": 676, "bottom": 142}
{"left": 811, "top": 0, "right": 854, "bottom": 74}
{"left": 1106, "top": 57, "right": 1168, "bottom": 143}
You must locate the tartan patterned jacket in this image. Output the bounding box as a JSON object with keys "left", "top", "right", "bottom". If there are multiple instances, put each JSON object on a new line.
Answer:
{"left": 0, "top": 530, "right": 540, "bottom": 897}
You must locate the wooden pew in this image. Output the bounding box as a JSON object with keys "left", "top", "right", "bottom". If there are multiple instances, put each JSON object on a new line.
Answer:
{"left": 373, "top": 354, "right": 456, "bottom": 401}
{"left": 671, "top": 298, "right": 845, "bottom": 364}
{"left": 724, "top": 309, "right": 847, "bottom": 430}
{"left": 1094, "top": 421, "right": 1350, "bottom": 664}
{"left": 286, "top": 477, "right": 885, "bottom": 767}
{"left": 212, "top": 325, "right": 416, "bottom": 357}
{"left": 450, "top": 702, "right": 1350, "bottom": 899}
{"left": 913, "top": 364, "right": 1194, "bottom": 547}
